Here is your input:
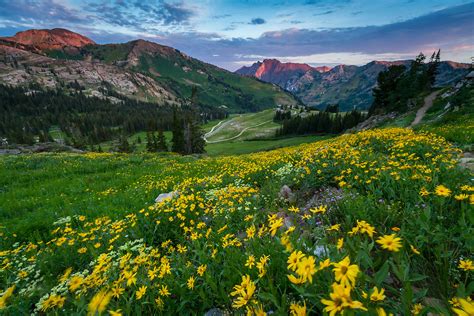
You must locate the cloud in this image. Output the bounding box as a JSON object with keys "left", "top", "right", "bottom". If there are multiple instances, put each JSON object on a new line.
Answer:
{"left": 212, "top": 14, "right": 231, "bottom": 19}
{"left": 233, "top": 52, "right": 416, "bottom": 67}
{"left": 0, "top": 1, "right": 472, "bottom": 71}
{"left": 156, "top": 3, "right": 474, "bottom": 70}
{"left": 0, "top": 0, "right": 195, "bottom": 34}
{"left": 313, "top": 10, "right": 334, "bottom": 16}
{"left": 249, "top": 18, "right": 266, "bottom": 25}
{"left": 304, "top": 0, "right": 351, "bottom": 5}
{"left": 86, "top": 1, "right": 195, "bottom": 30}
{"left": 0, "top": 0, "right": 88, "bottom": 26}
{"left": 160, "top": 2, "right": 194, "bottom": 25}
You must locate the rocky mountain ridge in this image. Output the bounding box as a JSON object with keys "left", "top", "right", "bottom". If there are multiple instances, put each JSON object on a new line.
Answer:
{"left": 236, "top": 59, "right": 471, "bottom": 110}
{"left": 0, "top": 28, "right": 298, "bottom": 112}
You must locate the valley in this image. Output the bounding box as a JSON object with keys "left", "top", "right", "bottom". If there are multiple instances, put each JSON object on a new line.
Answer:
{"left": 0, "top": 13, "right": 473, "bottom": 316}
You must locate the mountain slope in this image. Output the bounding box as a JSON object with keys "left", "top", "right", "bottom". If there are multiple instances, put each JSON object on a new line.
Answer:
{"left": 0, "top": 29, "right": 297, "bottom": 112}
{"left": 236, "top": 59, "right": 470, "bottom": 110}
{"left": 0, "top": 29, "right": 298, "bottom": 112}
{"left": 236, "top": 59, "right": 329, "bottom": 88}
{"left": 0, "top": 44, "right": 176, "bottom": 104}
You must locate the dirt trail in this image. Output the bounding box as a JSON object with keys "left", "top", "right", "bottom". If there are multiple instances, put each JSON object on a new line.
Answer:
{"left": 411, "top": 91, "right": 440, "bottom": 127}
{"left": 203, "top": 120, "right": 224, "bottom": 142}
{"left": 205, "top": 120, "right": 273, "bottom": 144}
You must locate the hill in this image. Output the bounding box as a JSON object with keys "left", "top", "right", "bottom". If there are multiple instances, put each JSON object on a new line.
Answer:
{"left": 0, "top": 127, "right": 471, "bottom": 314}
{"left": 236, "top": 59, "right": 470, "bottom": 110}
{"left": 0, "top": 28, "right": 95, "bottom": 52}
{"left": 0, "top": 29, "right": 298, "bottom": 113}
{"left": 235, "top": 59, "right": 329, "bottom": 88}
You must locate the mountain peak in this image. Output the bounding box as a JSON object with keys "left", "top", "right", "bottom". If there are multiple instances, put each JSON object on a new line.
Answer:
{"left": 0, "top": 28, "right": 95, "bottom": 50}
{"left": 236, "top": 59, "right": 332, "bottom": 79}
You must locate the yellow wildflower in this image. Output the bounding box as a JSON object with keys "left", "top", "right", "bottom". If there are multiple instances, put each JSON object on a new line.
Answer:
{"left": 376, "top": 234, "right": 402, "bottom": 252}
{"left": 370, "top": 287, "right": 386, "bottom": 301}
{"left": 136, "top": 286, "right": 147, "bottom": 300}
{"left": 289, "top": 302, "right": 306, "bottom": 316}
{"left": 88, "top": 290, "right": 112, "bottom": 315}
{"left": 332, "top": 256, "right": 359, "bottom": 287}
{"left": 435, "top": 185, "right": 451, "bottom": 197}
{"left": 459, "top": 259, "right": 474, "bottom": 271}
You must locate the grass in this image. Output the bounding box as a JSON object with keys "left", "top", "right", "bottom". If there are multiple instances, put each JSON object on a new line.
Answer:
{"left": 205, "top": 109, "right": 280, "bottom": 142}
{"left": 0, "top": 153, "right": 188, "bottom": 242}
{"left": 416, "top": 85, "right": 474, "bottom": 149}
{"left": 378, "top": 112, "right": 416, "bottom": 128}
{"left": 0, "top": 134, "right": 329, "bottom": 242}
{"left": 0, "top": 128, "right": 472, "bottom": 315}
{"left": 205, "top": 135, "right": 330, "bottom": 156}
{"left": 95, "top": 109, "right": 328, "bottom": 156}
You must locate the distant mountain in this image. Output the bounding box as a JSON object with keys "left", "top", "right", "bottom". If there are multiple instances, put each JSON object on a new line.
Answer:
{"left": 236, "top": 59, "right": 330, "bottom": 89}
{"left": 0, "top": 28, "right": 95, "bottom": 53}
{"left": 0, "top": 28, "right": 298, "bottom": 113}
{"left": 236, "top": 59, "right": 471, "bottom": 110}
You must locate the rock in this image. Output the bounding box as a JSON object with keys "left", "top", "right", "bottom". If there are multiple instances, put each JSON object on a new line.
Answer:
{"left": 204, "top": 308, "right": 231, "bottom": 316}
{"left": 279, "top": 185, "right": 295, "bottom": 202}
{"left": 313, "top": 245, "right": 327, "bottom": 257}
{"left": 0, "top": 142, "right": 83, "bottom": 155}
{"left": 303, "top": 187, "right": 344, "bottom": 211}
{"left": 346, "top": 112, "right": 397, "bottom": 132}
{"left": 459, "top": 157, "right": 474, "bottom": 171}
{"left": 0, "top": 148, "right": 21, "bottom": 155}
{"left": 155, "top": 191, "right": 178, "bottom": 203}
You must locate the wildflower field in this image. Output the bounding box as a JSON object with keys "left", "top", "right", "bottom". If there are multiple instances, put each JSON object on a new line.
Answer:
{"left": 0, "top": 128, "right": 473, "bottom": 315}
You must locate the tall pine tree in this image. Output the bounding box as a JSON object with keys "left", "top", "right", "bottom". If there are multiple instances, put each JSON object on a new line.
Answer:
{"left": 171, "top": 110, "right": 185, "bottom": 154}
{"left": 156, "top": 130, "right": 168, "bottom": 152}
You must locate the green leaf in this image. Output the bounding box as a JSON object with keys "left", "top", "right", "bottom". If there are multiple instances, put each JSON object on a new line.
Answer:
{"left": 410, "top": 274, "right": 427, "bottom": 282}
{"left": 258, "top": 292, "right": 280, "bottom": 309}
{"left": 374, "top": 261, "right": 390, "bottom": 286}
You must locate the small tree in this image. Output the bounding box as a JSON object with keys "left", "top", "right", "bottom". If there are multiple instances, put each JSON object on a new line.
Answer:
{"left": 156, "top": 130, "right": 168, "bottom": 152}
{"left": 146, "top": 131, "right": 155, "bottom": 152}
{"left": 171, "top": 110, "right": 185, "bottom": 154}
{"left": 117, "top": 135, "right": 132, "bottom": 153}
{"left": 427, "top": 49, "right": 441, "bottom": 87}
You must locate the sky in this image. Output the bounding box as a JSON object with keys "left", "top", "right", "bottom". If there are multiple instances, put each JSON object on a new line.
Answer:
{"left": 0, "top": 0, "right": 473, "bottom": 70}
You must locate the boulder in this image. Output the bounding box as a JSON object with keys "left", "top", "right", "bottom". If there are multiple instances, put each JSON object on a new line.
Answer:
{"left": 279, "top": 185, "right": 295, "bottom": 202}
{"left": 155, "top": 191, "right": 178, "bottom": 203}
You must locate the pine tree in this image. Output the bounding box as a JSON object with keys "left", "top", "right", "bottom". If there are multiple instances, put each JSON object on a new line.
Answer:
{"left": 146, "top": 131, "right": 155, "bottom": 152}
{"left": 117, "top": 135, "right": 132, "bottom": 153}
{"left": 171, "top": 110, "right": 185, "bottom": 154}
{"left": 156, "top": 130, "right": 168, "bottom": 152}
{"left": 189, "top": 118, "right": 205, "bottom": 154}
{"left": 427, "top": 49, "right": 441, "bottom": 87}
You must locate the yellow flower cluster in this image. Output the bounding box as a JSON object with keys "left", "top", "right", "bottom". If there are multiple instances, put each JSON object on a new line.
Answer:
{"left": 0, "top": 128, "right": 471, "bottom": 315}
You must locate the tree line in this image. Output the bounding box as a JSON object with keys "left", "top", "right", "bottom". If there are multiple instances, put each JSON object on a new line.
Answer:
{"left": 0, "top": 84, "right": 217, "bottom": 154}
{"left": 369, "top": 51, "right": 441, "bottom": 115}
{"left": 275, "top": 107, "right": 366, "bottom": 136}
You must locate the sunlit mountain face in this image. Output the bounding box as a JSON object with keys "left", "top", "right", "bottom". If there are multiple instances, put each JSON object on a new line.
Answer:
{"left": 0, "top": 0, "right": 472, "bottom": 70}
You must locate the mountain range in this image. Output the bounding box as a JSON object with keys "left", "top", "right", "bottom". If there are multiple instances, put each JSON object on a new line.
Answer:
{"left": 236, "top": 59, "right": 471, "bottom": 110}
{"left": 0, "top": 28, "right": 298, "bottom": 113}
{"left": 1, "top": 28, "right": 470, "bottom": 113}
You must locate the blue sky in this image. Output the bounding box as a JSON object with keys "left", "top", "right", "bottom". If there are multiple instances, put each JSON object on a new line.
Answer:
{"left": 0, "top": 0, "right": 472, "bottom": 70}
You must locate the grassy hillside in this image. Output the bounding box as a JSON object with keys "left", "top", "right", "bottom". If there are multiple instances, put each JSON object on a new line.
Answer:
{"left": 95, "top": 109, "right": 327, "bottom": 156}
{"left": 417, "top": 85, "right": 474, "bottom": 148}
{"left": 204, "top": 109, "right": 280, "bottom": 143}
{"left": 0, "top": 128, "right": 472, "bottom": 315}
{"left": 135, "top": 51, "right": 296, "bottom": 112}
{"left": 47, "top": 42, "right": 298, "bottom": 113}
